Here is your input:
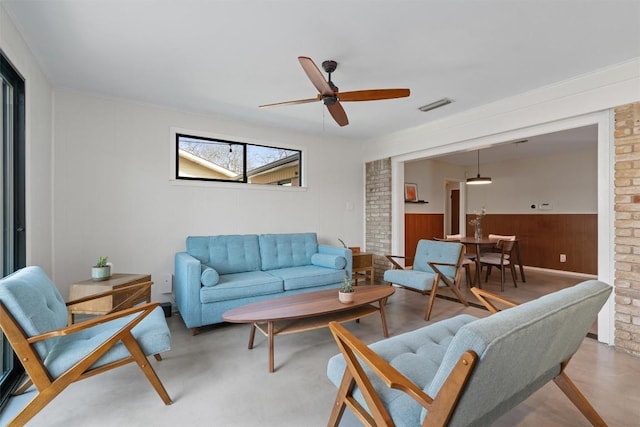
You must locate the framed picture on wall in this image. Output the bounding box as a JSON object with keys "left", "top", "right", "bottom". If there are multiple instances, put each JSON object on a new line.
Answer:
{"left": 404, "top": 183, "right": 418, "bottom": 202}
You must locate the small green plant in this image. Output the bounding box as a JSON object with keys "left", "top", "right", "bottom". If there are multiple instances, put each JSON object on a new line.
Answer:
{"left": 95, "top": 256, "right": 108, "bottom": 267}
{"left": 338, "top": 238, "right": 347, "bottom": 248}
{"left": 341, "top": 276, "right": 354, "bottom": 293}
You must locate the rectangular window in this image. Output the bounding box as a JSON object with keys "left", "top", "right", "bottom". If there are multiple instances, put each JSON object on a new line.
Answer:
{"left": 176, "top": 133, "right": 301, "bottom": 186}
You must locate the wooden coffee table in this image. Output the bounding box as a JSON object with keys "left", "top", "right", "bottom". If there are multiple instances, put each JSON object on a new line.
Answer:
{"left": 223, "top": 285, "right": 395, "bottom": 372}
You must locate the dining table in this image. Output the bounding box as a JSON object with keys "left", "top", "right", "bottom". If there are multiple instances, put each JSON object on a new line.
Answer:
{"left": 459, "top": 236, "right": 526, "bottom": 287}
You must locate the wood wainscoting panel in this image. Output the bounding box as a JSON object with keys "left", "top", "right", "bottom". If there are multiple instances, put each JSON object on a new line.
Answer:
{"left": 404, "top": 213, "right": 444, "bottom": 263}
{"left": 465, "top": 214, "right": 597, "bottom": 275}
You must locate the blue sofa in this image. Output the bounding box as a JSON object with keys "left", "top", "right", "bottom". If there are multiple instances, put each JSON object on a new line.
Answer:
{"left": 326, "top": 280, "right": 612, "bottom": 426}
{"left": 174, "top": 232, "right": 352, "bottom": 331}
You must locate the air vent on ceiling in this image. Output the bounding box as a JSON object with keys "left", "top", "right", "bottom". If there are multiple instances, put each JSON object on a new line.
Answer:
{"left": 418, "top": 97, "right": 453, "bottom": 113}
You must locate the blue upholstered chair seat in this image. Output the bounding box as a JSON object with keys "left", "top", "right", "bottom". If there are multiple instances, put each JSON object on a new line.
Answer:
{"left": 200, "top": 271, "right": 284, "bottom": 303}
{"left": 327, "top": 314, "right": 477, "bottom": 426}
{"left": 44, "top": 306, "right": 170, "bottom": 378}
{"left": 267, "top": 266, "right": 346, "bottom": 291}
{"left": 383, "top": 269, "right": 442, "bottom": 292}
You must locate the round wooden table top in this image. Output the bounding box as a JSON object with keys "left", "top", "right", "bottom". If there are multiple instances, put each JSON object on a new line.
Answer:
{"left": 459, "top": 237, "right": 499, "bottom": 245}
{"left": 222, "top": 285, "right": 394, "bottom": 323}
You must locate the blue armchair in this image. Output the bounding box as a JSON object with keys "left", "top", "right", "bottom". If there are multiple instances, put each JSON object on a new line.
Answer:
{"left": 0, "top": 266, "right": 172, "bottom": 426}
{"left": 384, "top": 239, "right": 468, "bottom": 320}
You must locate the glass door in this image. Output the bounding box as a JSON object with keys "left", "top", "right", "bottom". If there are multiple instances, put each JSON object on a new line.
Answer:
{"left": 0, "top": 51, "right": 26, "bottom": 409}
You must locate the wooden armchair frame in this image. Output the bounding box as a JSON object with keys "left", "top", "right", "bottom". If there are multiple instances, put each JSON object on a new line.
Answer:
{"left": 1, "top": 281, "right": 172, "bottom": 427}
{"left": 385, "top": 252, "right": 468, "bottom": 320}
{"left": 327, "top": 321, "right": 477, "bottom": 427}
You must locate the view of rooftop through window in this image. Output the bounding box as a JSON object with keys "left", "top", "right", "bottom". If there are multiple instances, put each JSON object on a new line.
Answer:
{"left": 176, "top": 134, "right": 301, "bottom": 186}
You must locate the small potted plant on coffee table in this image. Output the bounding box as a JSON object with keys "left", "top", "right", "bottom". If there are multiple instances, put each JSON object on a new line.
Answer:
{"left": 339, "top": 276, "right": 354, "bottom": 304}
{"left": 91, "top": 256, "right": 111, "bottom": 281}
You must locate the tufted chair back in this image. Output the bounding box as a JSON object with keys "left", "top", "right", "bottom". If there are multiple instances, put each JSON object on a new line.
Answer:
{"left": 0, "top": 266, "right": 68, "bottom": 358}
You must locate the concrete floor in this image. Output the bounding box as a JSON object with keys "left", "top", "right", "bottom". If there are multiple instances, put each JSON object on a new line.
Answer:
{"left": 1, "top": 269, "right": 638, "bottom": 426}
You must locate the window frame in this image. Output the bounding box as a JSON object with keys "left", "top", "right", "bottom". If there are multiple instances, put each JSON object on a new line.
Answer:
{"left": 0, "top": 50, "right": 26, "bottom": 411}
{"left": 170, "top": 128, "right": 305, "bottom": 188}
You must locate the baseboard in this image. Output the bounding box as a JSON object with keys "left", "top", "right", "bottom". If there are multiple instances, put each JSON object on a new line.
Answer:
{"left": 522, "top": 265, "right": 597, "bottom": 280}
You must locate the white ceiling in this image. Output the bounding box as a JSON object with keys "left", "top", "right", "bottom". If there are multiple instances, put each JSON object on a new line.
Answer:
{"left": 428, "top": 125, "right": 599, "bottom": 166}
{"left": 2, "top": 0, "right": 639, "bottom": 143}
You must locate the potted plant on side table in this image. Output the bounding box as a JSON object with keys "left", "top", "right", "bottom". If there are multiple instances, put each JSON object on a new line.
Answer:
{"left": 339, "top": 276, "right": 354, "bottom": 304}
{"left": 91, "top": 256, "right": 111, "bottom": 281}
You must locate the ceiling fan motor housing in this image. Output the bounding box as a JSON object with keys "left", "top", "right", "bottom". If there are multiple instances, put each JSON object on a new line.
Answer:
{"left": 321, "top": 60, "right": 337, "bottom": 74}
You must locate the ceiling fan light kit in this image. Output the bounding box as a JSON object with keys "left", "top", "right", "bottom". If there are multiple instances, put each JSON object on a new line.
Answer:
{"left": 259, "top": 56, "right": 410, "bottom": 127}
{"left": 467, "top": 150, "right": 492, "bottom": 185}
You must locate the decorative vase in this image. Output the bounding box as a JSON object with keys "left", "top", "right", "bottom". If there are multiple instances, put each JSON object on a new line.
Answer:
{"left": 338, "top": 291, "right": 354, "bottom": 304}
{"left": 91, "top": 265, "right": 111, "bottom": 281}
{"left": 474, "top": 222, "right": 483, "bottom": 240}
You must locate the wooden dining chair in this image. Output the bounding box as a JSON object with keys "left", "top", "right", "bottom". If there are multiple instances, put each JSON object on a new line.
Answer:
{"left": 0, "top": 266, "right": 172, "bottom": 426}
{"left": 478, "top": 239, "right": 518, "bottom": 291}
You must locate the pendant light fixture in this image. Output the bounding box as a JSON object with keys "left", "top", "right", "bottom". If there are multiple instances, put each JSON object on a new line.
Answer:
{"left": 466, "top": 150, "right": 492, "bottom": 185}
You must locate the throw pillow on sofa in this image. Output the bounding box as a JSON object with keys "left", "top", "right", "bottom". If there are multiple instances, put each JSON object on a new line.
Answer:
{"left": 311, "top": 253, "right": 346, "bottom": 269}
{"left": 201, "top": 265, "right": 220, "bottom": 287}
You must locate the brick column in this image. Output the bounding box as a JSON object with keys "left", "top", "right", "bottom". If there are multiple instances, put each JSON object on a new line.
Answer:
{"left": 365, "top": 158, "right": 392, "bottom": 282}
{"left": 614, "top": 102, "right": 640, "bottom": 357}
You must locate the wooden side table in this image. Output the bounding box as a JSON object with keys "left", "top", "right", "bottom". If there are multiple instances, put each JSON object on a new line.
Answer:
{"left": 352, "top": 253, "right": 374, "bottom": 285}
{"left": 68, "top": 273, "right": 152, "bottom": 323}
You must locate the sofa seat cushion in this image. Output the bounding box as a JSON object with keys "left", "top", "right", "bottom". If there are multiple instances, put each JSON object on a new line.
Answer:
{"left": 268, "top": 266, "right": 345, "bottom": 291}
{"left": 200, "top": 271, "right": 283, "bottom": 303}
{"left": 384, "top": 269, "right": 444, "bottom": 292}
{"left": 327, "top": 314, "right": 477, "bottom": 427}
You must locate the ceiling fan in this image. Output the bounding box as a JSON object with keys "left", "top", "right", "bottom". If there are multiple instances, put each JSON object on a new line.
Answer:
{"left": 259, "top": 56, "right": 410, "bottom": 127}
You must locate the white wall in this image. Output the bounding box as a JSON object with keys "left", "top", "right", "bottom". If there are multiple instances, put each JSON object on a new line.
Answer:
{"left": 465, "top": 147, "right": 597, "bottom": 214}
{"left": 403, "top": 146, "right": 597, "bottom": 216}
{"left": 404, "top": 159, "right": 464, "bottom": 213}
{"left": 0, "top": 4, "right": 53, "bottom": 273}
{"left": 52, "top": 90, "right": 365, "bottom": 300}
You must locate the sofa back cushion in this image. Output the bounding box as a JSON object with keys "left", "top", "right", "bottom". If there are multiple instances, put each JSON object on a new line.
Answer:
{"left": 259, "top": 233, "right": 318, "bottom": 271}
{"left": 186, "top": 235, "right": 261, "bottom": 275}
{"left": 424, "top": 280, "right": 612, "bottom": 426}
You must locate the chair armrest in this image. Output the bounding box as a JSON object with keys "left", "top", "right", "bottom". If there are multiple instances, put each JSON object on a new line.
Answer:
{"left": 29, "top": 302, "right": 159, "bottom": 344}
{"left": 329, "top": 321, "right": 434, "bottom": 409}
{"left": 385, "top": 255, "right": 414, "bottom": 271}
{"left": 470, "top": 287, "right": 519, "bottom": 314}
{"left": 329, "top": 321, "right": 479, "bottom": 426}
{"left": 174, "top": 251, "right": 203, "bottom": 329}
{"left": 66, "top": 281, "right": 152, "bottom": 316}
{"left": 427, "top": 261, "right": 457, "bottom": 268}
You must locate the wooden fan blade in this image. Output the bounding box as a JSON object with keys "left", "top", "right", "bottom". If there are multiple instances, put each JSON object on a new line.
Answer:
{"left": 337, "top": 88, "right": 410, "bottom": 102}
{"left": 298, "top": 56, "right": 334, "bottom": 96}
{"left": 259, "top": 95, "right": 321, "bottom": 108}
{"left": 327, "top": 102, "right": 349, "bottom": 127}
